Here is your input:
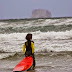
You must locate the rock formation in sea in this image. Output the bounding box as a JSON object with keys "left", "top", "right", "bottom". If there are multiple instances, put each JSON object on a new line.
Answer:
{"left": 31, "top": 9, "right": 52, "bottom": 18}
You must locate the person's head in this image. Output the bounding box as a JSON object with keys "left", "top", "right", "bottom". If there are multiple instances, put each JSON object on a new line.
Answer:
{"left": 26, "top": 33, "right": 32, "bottom": 41}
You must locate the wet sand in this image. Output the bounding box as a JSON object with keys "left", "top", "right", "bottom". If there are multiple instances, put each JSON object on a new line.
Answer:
{"left": 0, "top": 52, "right": 72, "bottom": 72}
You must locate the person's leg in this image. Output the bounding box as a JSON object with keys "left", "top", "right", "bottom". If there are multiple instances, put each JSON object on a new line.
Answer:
{"left": 32, "top": 54, "right": 35, "bottom": 68}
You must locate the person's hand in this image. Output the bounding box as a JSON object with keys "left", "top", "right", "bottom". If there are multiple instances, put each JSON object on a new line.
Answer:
{"left": 30, "top": 55, "right": 33, "bottom": 57}
{"left": 26, "top": 55, "right": 28, "bottom": 57}
{"left": 30, "top": 55, "right": 32, "bottom": 56}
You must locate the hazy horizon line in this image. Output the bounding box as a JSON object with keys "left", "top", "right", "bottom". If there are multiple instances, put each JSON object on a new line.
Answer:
{"left": 0, "top": 16, "right": 72, "bottom": 21}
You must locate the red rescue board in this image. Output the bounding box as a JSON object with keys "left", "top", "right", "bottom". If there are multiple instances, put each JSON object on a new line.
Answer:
{"left": 13, "top": 56, "right": 33, "bottom": 71}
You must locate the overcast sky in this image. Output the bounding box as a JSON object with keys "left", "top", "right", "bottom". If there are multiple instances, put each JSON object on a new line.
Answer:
{"left": 0, "top": 0, "right": 72, "bottom": 19}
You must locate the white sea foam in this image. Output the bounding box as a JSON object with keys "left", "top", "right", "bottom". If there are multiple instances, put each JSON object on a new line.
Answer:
{"left": 0, "top": 53, "right": 15, "bottom": 59}
{"left": 0, "top": 30, "right": 72, "bottom": 54}
{"left": 0, "top": 30, "right": 72, "bottom": 59}
{"left": 33, "top": 30, "right": 72, "bottom": 40}
{"left": 0, "top": 18, "right": 72, "bottom": 29}
{"left": 0, "top": 22, "right": 8, "bottom": 27}
{"left": 45, "top": 18, "right": 72, "bottom": 25}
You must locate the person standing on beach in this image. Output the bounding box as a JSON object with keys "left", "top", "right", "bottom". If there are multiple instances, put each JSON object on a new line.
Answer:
{"left": 23, "top": 33, "right": 35, "bottom": 69}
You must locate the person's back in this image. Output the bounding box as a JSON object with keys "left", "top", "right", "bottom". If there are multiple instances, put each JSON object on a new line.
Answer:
{"left": 23, "top": 33, "right": 35, "bottom": 69}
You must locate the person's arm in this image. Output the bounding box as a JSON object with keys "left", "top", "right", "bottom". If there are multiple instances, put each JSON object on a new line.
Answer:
{"left": 31, "top": 42, "right": 35, "bottom": 54}
{"left": 23, "top": 43, "right": 26, "bottom": 54}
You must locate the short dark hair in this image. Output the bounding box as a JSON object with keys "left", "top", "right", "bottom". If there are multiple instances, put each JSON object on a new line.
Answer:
{"left": 26, "top": 33, "right": 32, "bottom": 40}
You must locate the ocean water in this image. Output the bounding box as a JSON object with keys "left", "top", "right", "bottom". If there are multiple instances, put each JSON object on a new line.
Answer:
{"left": 0, "top": 18, "right": 72, "bottom": 72}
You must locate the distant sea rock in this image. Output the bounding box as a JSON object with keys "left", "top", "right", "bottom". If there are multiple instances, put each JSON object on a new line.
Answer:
{"left": 31, "top": 9, "right": 52, "bottom": 18}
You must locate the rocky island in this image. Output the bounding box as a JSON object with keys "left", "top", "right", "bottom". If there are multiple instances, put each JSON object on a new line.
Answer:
{"left": 31, "top": 9, "right": 52, "bottom": 18}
